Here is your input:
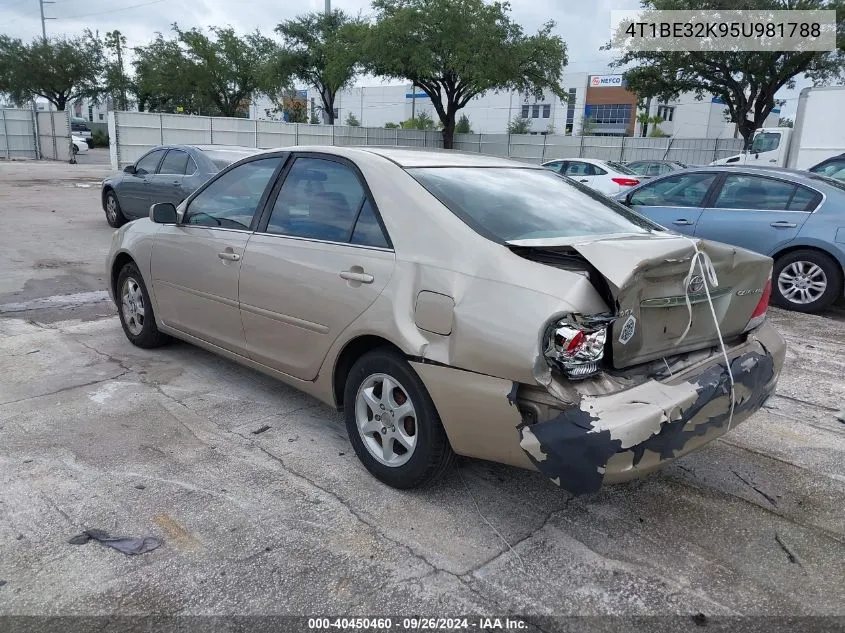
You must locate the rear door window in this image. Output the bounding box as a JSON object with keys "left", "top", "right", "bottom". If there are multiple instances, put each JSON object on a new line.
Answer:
{"left": 159, "top": 150, "right": 190, "bottom": 175}
{"left": 712, "top": 174, "right": 796, "bottom": 210}
{"left": 265, "top": 157, "right": 390, "bottom": 246}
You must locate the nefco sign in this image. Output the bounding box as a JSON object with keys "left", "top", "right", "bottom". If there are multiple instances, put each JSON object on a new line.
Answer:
{"left": 589, "top": 75, "right": 625, "bottom": 88}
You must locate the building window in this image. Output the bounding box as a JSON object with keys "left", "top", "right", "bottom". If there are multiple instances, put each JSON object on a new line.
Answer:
{"left": 532, "top": 104, "right": 540, "bottom": 118}
{"left": 657, "top": 105, "right": 674, "bottom": 121}
{"left": 521, "top": 104, "right": 529, "bottom": 118}
{"left": 565, "top": 88, "right": 576, "bottom": 135}
{"left": 99, "top": 113, "right": 105, "bottom": 121}
{"left": 583, "top": 103, "right": 632, "bottom": 125}
{"left": 88, "top": 104, "right": 93, "bottom": 122}
{"left": 542, "top": 104, "right": 551, "bottom": 118}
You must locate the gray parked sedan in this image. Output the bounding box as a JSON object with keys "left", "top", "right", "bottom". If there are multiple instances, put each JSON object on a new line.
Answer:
{"left": 101, "top": 145, "right": 260, "bottom": 227}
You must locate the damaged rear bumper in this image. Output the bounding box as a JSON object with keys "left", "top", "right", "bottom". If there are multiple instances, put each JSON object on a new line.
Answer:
{"left": 519, "top": 322, "right": 785, "bottom": 494}
{"left": 411, "top": 322, "right": 785, "bottom": 495}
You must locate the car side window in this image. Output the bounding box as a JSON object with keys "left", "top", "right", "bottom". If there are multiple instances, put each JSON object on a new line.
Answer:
{"left": 564, "top": 162, "right": 590, "bottom": 176}
{"left": 185, "top": 156, "right": 198, "bottom": 175}
{"left": 713, "top": 175, "right": 795, "bottom": 211}
{"left": 810, "top": 159, "right": 845, "bottom": 181}
{"left": 184, "top": 157, "right": 281, "bottom": 229}
{"left": 646, "top": 163, "right": 662, "bottom": 176}
{"left": 265, "top": 157, "right": 368, "bottom": 243}
{"left": 630, "top": 172, "right": 717, "bottom": 207}
{"left": 543, "top": 161, "right": 564, "bottom": 174}
{"left": 134, "top": 149, "right": 166, "bottom": 175}
{"left": 159, "top": 150, "right": 189, "bottom": 175}
{"left": 787, "top": 186, "right": 821, "bottom": 211}
{"left": 350, "top": 199, "right": 389, "bottom": 248}
{"left": 592, "top": 164, "right": 607, "bottom": 176}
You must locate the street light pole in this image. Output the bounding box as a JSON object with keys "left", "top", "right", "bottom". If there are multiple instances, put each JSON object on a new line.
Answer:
{"left": 39, "top": 0, "right": 56, "bottom": 42}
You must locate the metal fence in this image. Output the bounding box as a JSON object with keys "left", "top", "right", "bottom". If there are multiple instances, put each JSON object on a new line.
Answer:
{"left": 108, "top": 110, "right": 744, "bottom": 170}
{"left": 0, "top": 108, "right": 37, "bottom": 159}
{"left": 36, "top": 111, "right": 72, "bottom": 161}
{"left": 0, "top": 108, "right": 72, "bottom": 161}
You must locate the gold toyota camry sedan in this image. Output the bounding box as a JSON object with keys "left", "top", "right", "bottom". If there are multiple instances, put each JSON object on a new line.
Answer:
{"left": 106, "top": 147, "right": 785, "bottom": 494}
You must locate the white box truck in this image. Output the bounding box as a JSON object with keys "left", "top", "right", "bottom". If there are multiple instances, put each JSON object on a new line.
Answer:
{"left": 711, "top": 86, "right": 845, "bottom": 170}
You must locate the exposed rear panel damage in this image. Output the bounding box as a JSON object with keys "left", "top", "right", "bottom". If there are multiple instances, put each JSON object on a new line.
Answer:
{"left": 514, "top": 324, "right": 783, "bottom": 494}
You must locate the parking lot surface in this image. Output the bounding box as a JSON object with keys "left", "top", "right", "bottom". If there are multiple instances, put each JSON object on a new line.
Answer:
{"left": 1, "top": 160, "right": 844, "bottom": 622}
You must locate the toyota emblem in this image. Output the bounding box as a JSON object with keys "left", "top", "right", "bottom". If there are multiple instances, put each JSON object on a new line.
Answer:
{"left": 687, "top": 274, "right": 705, "bottom": 294}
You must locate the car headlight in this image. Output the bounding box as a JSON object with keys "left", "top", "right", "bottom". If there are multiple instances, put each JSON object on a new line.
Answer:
{"left": 542, "top": 313, "right": 615, "bottom": 380}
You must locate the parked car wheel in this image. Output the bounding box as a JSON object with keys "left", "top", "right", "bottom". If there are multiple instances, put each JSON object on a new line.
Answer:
{"left": 104, "top": 190, "right": 127, "bottom": 228}
{"left": 773, "top": 249, "right": 842, "bottom": 312}
{"left": 116, "top": 263, "right": 170, "bottom": 348}
{"left": 344, "top": 348, "right": 454, "bottom": 489}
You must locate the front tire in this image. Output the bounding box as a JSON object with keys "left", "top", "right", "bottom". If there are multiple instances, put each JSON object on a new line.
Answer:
{"left": 116, "top": 263, "right": 169, "bottom": 348}
{"left": 344, "top": 348, "right": 454, "bottom": 489}
{"left": 773, "top": 249, "right": 842, "bottom": 313}
{"left": 104, "top": 190, "right": 127, "bottom": 228}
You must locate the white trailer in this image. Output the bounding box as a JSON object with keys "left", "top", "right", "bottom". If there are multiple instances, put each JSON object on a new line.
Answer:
{"left": 711, "top": 86, "right": 845, "bottom": 170}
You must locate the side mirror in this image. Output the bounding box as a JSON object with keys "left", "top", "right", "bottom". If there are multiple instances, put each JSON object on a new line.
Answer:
{"left": 123, "top": 164, "right": 136, "bottom": 174}
{"left": 150, "top": 202, "right": 178, "bottom": 224}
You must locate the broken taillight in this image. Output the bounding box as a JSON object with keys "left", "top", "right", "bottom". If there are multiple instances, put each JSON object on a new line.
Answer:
{"left": 543, "top": 315, "right": 612, "bottom": 380}
{"left": 743, "top": 277, "right": 772, "bottom": 332}
{"left": 611, "top": 177, "right": 640, "bottom": 187}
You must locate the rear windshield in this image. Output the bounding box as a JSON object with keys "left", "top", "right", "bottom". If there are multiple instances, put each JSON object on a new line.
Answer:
{"left": 606, "top": 161, "right": 637, "bottom": 175}
{"left": 409, "top": 167, "right": 660, "bottom": 242}
{"left": 204, "top": 149, "right": 261, "bottom": 170}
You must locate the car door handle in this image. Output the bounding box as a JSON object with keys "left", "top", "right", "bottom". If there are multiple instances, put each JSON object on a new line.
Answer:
{"left": 770, "top": 221, "right": 797, "bottom": 228}
{"left": 339, "top": 270, "right": 374, "bottom": 284}
{"left": 579, "top": 179, "right": 589, "bottom": 183}
{"left": 768, "top": 159, "right": 777, "bottom": 163}
{"left": 218, "top": 252, "right": 241, "bottom": 261}
{"left": 673, "top": 219, "right": 694, "bottom": 226}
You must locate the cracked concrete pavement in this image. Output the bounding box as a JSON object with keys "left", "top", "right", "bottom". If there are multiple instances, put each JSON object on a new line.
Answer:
{"left": 1, "top": 160, "right": 845, "bottom": 621}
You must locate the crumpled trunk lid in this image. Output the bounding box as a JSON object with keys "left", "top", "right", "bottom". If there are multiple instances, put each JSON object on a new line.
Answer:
{"left": 508, "top": 233, "right": 772, "bottom": 369}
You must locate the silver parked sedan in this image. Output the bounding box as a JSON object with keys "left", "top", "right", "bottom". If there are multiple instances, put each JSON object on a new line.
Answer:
{"left": 106, "top": 147, "right": 785, "bottom": 494}
{"left": 101, "top": 144, "right": 261, "bottom": 227}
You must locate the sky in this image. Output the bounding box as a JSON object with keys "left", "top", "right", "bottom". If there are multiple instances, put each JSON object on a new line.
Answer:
{"left": 1, "top": 0, "right": 806, "bottom": 118}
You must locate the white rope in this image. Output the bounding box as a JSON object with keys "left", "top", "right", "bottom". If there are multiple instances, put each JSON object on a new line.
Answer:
{"left": 676, "top": 237, "right": 736, "bottom": 431}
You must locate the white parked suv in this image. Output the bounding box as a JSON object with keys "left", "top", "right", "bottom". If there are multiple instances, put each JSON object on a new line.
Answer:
{"left": 542, "top": 158, "right": 642, "bottom": 196}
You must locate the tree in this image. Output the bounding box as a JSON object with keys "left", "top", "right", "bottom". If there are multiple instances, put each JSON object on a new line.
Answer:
{"left": 309, "top": 111, "right": 320, "bottom": 124}
{"left": 385, "top": 121, "right": 400, "bottom": 129}
{"left": 345, "top": 112, "right": 361, "bottom": 126}
{"left": 778, "top": 116, "right": 794, "bottom": 128}
{"left": 401, "top": 111, "right": 436, "bottom": 129}
{"left": 276, "top": 10, "right": 364, "bottom": 125}
{"left": 507, "top": 116, "right": 532, "bottom": 134}
{"left": 608, "top": 0, "right": 845, "bottom": 148}
{"left": 133, "top": 33, "right": 208, "bottom": 113}
{"left": 579, "top": 117, "right": 597, "bottom": 136}
{"left": 104, "top": 30, "right": 132, "bottom": 111}
{"left": 637, "top": 111, "right": 666, "bottom": 137}
{"left": 0, "top": 32, "right": 103, "bottom": 110}
{"left": 455, "top": 114, "right": 473, "bottom": 134}
{"left": 361, "top": 0, "right": 567, "bottom": 148}
{"left": 175, "top": 25, "right": 282, "bottom": 117}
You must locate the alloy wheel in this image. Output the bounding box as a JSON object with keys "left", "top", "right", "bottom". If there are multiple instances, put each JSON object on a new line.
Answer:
{"left": 121, "top": 276, "right": 145, "bottom": 336}
{"left": 106, "top": 195, "right": 117, "bottom": 223}
{"left": 777, "top": 260, "right": 827, "bottom": 305}
{"left": 355, "top": 373, "right": 418, "bottom": 467}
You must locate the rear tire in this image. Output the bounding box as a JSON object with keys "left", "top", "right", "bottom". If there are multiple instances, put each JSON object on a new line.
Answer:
{"left": 104, "top": 190, "right": 127, "bottom": 228}
{"left": 344, "top": 348, "right": 454, "bottom": 489}
{"left": 116, "top": 263, "right": 169, "bottom": 349}
{"left": 772, "top": 249, "right": 842, "bottom": 313}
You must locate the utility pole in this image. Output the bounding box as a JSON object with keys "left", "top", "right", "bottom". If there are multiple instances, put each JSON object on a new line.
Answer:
{"left": 39, "top": 0, "right": 55, "bottom": 42}
{"left": 325, "top": 0, "right": 330, "bottom": 15}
